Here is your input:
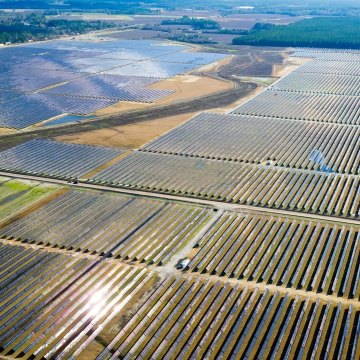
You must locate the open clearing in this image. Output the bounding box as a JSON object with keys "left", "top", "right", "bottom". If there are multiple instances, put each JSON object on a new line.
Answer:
{"left": 0, "top": 127, "right": 14, "bottom": 134}
{"left": 93, "top": 74, "right": 232, "bottom": 117}
{"left": 56, "top": 112, "right": 198, "bottom": 148}
{"left": 273, "top": 55, "right": 311, "bottom": 77}
{"left": 150, "top": 74, "right": 233, "bottom": 103}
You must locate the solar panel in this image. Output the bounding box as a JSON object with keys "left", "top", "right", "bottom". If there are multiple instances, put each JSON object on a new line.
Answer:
{"left": 0, "top": 90, "right": 23, "bottom": 101}
{"left": 0, "top": 69, "right": 85, "bottom": 92}
{"left": 0, "top": 139, "right": 124, "bottom": 178}
{"left": 41, "top": 74, "right": 173, "bottom": 102}
{"left": 154, "top": 52, "right": 227, "bottom": 64}
{"left": 0, "top": 39, "right": 225, "bottom": 128}
{"left": 102, "top": 61, "right": 200, "bottom": 78}
{"left": 0, "top": 93, "right": 114, "bottom": 129}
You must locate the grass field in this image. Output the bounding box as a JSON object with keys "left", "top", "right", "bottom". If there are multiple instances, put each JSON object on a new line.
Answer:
{"left": 0, "top": 177, "right": 62, "bottom": 223}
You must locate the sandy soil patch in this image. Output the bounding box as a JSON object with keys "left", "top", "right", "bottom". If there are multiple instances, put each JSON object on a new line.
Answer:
{"left": 0, "top": 127, "right": 14, "bottom": 134}
{"left": 150, "top": 74, "right": 233, "bottom": 104}
{"left": 92, "top": 74, "right": 232, "bottom": 118}
{"left": 195, "top": 55, "right": 233, "bottom": 73}
{"left": 273, "top": 55, "right": 311, "bottom": 77}
{"left": 94, "top": 102, "right": 149, "bottom": 116}
{"left": 55, "top": 112, "right": 199, "bottom": 149}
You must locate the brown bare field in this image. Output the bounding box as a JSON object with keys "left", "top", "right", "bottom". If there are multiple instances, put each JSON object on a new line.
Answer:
{"left": 273, "top": 55, "right": 310, "bottom": 77}
{"left": 0, "top": 128, "right": 14, "bottom": 134}
{"left": 56, "top": 112, "right": 199, "bottom": 149}
{"left": 105, "top": 12, "right": 307, "bottom": 30}
{"left": 93, "top": 74, "right": 232, "bottom": 117}
{"left": 150, "top": 74, "right": 233, "bottom": 103}
{"left": 213, "top": 51, "right": 303, "bottom": 113}
{"left": 94, "top": 101, "right": 149, "bottom": 116}
{"left": 217, "top": 14, "right": 308, "bottom": 29}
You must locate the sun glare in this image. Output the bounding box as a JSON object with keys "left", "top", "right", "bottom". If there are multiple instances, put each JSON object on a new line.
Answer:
{"left": 87, "top": 289, "right": 107, "bottom": 317}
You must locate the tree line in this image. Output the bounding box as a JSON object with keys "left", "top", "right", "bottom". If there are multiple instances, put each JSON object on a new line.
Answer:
{"left": 0, "top": 12, "right": 117, "bottom": 44}
{"left": 232, "top": 17, "right": 360, "bottom": 49}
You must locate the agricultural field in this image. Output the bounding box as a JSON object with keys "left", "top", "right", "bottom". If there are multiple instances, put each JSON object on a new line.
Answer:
{"left": 0, "top": 139, "right": 124, "bottom": 179}
{"left": 1, "top": 189, "right": 213, "bottom": 265}
{"left": 141, "top": 112, "right": 360, "bottom": 174}
{"left": 231, "top": 89, "right": 360, "bottom": 125}
{"left": 91, "top": 151, "right": 360, "bottom": 219}
{"left": 0, "top": 38, "right": 228, "bottom": 129}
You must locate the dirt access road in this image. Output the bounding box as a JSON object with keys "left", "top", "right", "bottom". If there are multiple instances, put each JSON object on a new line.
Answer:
{"left": 1, "top": 171, "right": 358, "bottom": 227}
{"left": 0, "top": 81, "right": 256, "bottom": 151}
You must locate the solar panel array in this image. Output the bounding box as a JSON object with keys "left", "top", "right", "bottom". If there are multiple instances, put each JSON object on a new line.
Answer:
{"left": 188, "top": 210, "right": 360, "bottom": 299}
{"left": 295, "top": 60, "right": 360, "bottom": 75}
{"left": 0, "top": 39, "right": 227, "bottom": 128}
{"left": 141, "top": 112, "right": 360, "bottom": 174}
{"left": 147, "top": 52, "right": 226, "bottom": 65}
{"left": 99, "top": 277, "right": 359, "bottom": 360}
{"left": 0, "top": 93, "right": 114, "bottom": 129}
{"left": 271, "top": 72, "right": 360, "bottom": 95}
{"left": 0, "top": 139, "right": 124, "bottom": 179}
{"left": 291, "top": 48, "right": 360, "bottom": 61}
{"left": 0, "top": 90, "right": 23, "bottom": 102}
{"left": 100, "top": 61, "right": 200, "bottom": 78}
{"left": 91, "top": 151, "right": 360, "bottom": 218}
{"left": 1, "top": 46, "right": 359, "bottom": 358}
{"left": 2, "top": 189, "right": 213, "bottom": 265}
{"left": 41, "top": 74, "right": 174, "bottom": 102}
{"left": 28, "top": 39, "right": 187, "bottom": 53}
{"left": 63, "top": 57, "right": 132, "bottom": 73}
{"left": 83, "top": 48, "right": 360, "bottom": 221}
{"left": 0, "top": 242, "right": 159, "bottom": 359}
{"left": 0, "top": 68, "right": 84, "bottom": 92}
{"left": 231, "top": 89, "right": 360, "bottom": 124}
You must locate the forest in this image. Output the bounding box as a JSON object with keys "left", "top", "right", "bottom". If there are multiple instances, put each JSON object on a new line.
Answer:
{"left": 0, "top": 12, "right": 116, "bottom": 43}
{"left": 232, "top": 17, "right": 360, "bottom": 49}
{"left": 161, "top": 16, "right": 220, "bottom": 30}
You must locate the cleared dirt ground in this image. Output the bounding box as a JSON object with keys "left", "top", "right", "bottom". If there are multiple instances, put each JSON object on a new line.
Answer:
{"left": 54, "top": 59, "right": 238, "bottom": 150}
{"left": 93, "top": 73, "right": 233, "bottom": 117}
{"left": 0, "top": 128, "right": 14, "bottom": 134}
{"left": 56, "top": 112, "right": 198, "bottom": 149}
{"left": 273, "top": 55, "right": 311, "bottom": 77}
{"left": 150, "top": 74, "right": 233, "bottom": 103}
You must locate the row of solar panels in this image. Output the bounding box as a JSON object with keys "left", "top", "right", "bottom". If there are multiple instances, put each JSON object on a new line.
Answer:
{"left": 0, "top": 139, "right": 359, "bottom": 219}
